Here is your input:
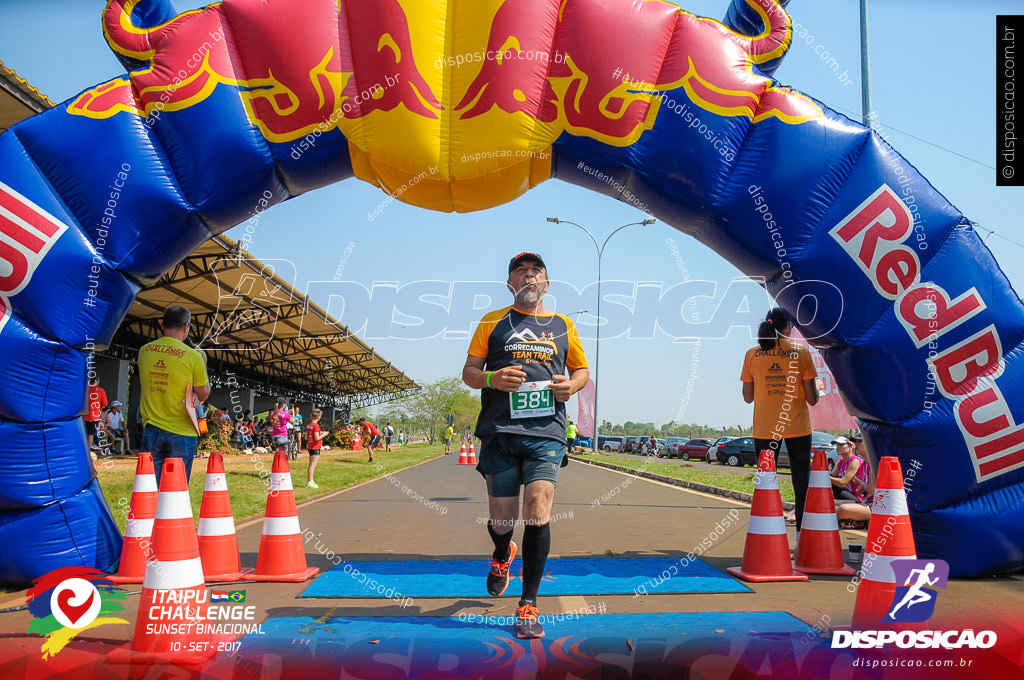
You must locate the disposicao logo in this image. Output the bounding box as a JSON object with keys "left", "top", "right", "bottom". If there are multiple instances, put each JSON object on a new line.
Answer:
{"left": 832, "top": 559, "right": 997, "bottom": 650}
{"left": 25, "top": 567, "right": 129, "bottom": 659}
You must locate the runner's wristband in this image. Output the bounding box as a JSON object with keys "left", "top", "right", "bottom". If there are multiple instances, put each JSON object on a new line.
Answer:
{"left": 486, "top": 371, "right": 493, "bottom": 388}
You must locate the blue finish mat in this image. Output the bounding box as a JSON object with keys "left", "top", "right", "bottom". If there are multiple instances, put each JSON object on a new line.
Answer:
{"left": 232, "top": 612, "right": 833, "bottom": 677}
{"left": 299, "top": 557, "right": 750, "bottom": 598}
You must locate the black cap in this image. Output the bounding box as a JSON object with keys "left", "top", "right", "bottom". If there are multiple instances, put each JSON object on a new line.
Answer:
{"left": 357, "top": 417, "right": 365, "bottom": 422}
{"left": 276, "top": 397, "right": 287, "bottom": 404}
{"left": 508, "top": 252, "right": 546, "bottom": 274}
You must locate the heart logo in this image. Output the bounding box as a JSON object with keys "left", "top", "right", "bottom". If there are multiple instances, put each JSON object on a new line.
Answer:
{"left": 56, "top": 587, "right": 95, "bottom": 627}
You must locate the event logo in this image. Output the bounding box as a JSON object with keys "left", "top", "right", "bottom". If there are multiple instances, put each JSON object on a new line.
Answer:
{"left": 25, "top": 567, "right": 129, "bottom": 659}
{"left": 833, "top": 558, "right": 997, "bottom": 650}
{"left": 884, "top": 559, "right": 948, "bottom": 623}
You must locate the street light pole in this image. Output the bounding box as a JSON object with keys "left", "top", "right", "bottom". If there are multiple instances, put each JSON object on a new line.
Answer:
{"left": 547, "top": 216, "right": 656, "bottom": 445}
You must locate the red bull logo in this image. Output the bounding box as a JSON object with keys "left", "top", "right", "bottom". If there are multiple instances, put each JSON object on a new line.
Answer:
{"left": 68, "top": 0, "right": 820, "bottom": 212}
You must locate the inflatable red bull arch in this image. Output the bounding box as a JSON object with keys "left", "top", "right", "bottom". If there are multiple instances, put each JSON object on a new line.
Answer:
{"left": 0, "top": 0, "right": 1021, "bottom": 582}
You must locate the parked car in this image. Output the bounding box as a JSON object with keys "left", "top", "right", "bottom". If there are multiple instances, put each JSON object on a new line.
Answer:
{"left": 717, "top": 432, "right": 841, "bottom": 469}
{"left": 677, "top": 438, "right": 713, "bottom": 461}
{"left": 706, "top": 436, "right": 735, "bottom": 463}
{"left": 598, "top": 436, "right": 624, "bottom": 452}
{"left": 620, "top": 435, "right": 643, "bottom": 453}
{"left": 661, "top": 437, "right": 687, "bottom": 457}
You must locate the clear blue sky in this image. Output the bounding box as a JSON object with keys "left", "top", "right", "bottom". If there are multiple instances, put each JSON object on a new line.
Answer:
{"left": 1, "top": 0, "right": 1020, "bottom": 429}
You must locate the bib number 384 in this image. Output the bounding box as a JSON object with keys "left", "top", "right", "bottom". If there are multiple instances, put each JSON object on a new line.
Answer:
{"left": 510, "top": 381, "right": 555, "bottom": 419}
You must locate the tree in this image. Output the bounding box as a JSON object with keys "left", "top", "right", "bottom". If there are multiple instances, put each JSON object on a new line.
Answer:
{"left": 392, "top": 377, "right": 480, "bottom": 443}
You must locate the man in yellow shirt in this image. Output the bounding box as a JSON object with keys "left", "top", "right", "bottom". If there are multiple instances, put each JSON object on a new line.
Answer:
{"left": 444, "top": 424, "right": 455, "bottom": 455}
{"left": 139, "top": 305, "right": 209, "bottom": 486}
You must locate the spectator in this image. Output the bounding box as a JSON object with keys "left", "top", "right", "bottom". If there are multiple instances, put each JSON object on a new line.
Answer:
{"left": 384, "top": 422, "right": 394, "bottom": 452}
{"left": 830, "top": 436, "right": 870, "bottom": 501}
{"left": 269, "top": 398, "right": 291, "bottom": 453}
{"left": 107, "top": 400, "right": 130, "bottom": 455}
{"left": 293, "top": 406, "right": 304, "bottom": 451}
{"left": 85, "top": 377, "right": 108, "bottom": 452}
{"left": 837, "top": 432, "right": 873, "bottom": 528}
{"left": 357, "top": 417, "right": 381, "bottom": 463}
{"left": 304, "top": 408, "right": 328, "bottom": 488}
{"left": 139, "top": 305, "right": 209, "bottom": 485}
{"left": 740, "top": 307, "right": 819, "bottom": 546}
{"left": 565, "top": 420, "right": 578, "bottom": 453}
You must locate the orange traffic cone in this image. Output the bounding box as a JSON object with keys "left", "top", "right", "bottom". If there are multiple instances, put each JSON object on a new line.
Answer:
{"left": 243, "top": 451, "right": 319, "bottom": 582}
{"left": 109, "top": 458, "right": 226, "bottom": 665}
{"left": 727, "top": 450, "right": 809, "bottom": 582}
{"left": 109, "top": 452, "right": 157, "bottom": 584}
{"left": 197, "top": 451, "right": 252, "bottom": 582}
{"left": 457, "top": 440, "right": 468, "bottom": 465}
{"left": 852, "top": 456, "right": 918, "bottom": 629}
{"left": 466, "top": 439, "right": 477, "bottom": 465}
{"left": 795, "top": 450, "right": 856, "bottom": 576}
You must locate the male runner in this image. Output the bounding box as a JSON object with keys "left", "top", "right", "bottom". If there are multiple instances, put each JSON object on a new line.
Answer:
{"left": 462, "top": 252, "right": 589, "bottom": 639}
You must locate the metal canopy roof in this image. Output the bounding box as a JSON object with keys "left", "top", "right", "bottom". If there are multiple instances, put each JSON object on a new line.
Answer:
{"left": 0, "top": 60, "right": 52, "bottom": 132}
{"left": 111, "top": 235, "right": 417, "bottom": 408}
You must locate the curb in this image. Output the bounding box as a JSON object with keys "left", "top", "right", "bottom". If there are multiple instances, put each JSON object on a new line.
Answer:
{"left": 569, "top": 455, "right": 796, "bottom": 511}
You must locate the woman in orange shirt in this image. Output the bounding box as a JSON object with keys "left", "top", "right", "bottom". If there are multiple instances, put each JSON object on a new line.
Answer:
{"left": 741, "top": 307, "right": 819, "bottom": 540}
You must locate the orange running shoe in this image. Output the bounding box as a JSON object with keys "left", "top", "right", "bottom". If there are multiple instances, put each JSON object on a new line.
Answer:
{"left": 515, "top": 600, "right": 544, "bottom": 639}
{"left": 485, "top": 540, "right": 518, "bottom": 596}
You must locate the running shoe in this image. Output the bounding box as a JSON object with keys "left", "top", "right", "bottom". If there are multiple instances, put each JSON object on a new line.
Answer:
{"left": 305, "top": 481, "right": 319, "bottom": 489}
{"left": 486, "top": 540, "right": 518, "bottom": 596}
{"left": 515, "top": 600, "right": 544, "bottom": 639}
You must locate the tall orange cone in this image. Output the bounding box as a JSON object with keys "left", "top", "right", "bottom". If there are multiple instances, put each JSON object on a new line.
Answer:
{"left": 457, "top": 440, "right": 468, "bottom": 465}
{"left": 852, "top": 456, "right": 918, "bottom": 629}
{"left": 110, "top": 452, "right": 157, "bottom": 584}
{"left": 197, "top": 451, "right": 252, "bottom": 582}
{"left": 466, "top": 439, "right": 477, "bottom": 465}
{"left": 109, "top": 458, "right": 226, "bottom": 664}
{"left": 795, "top": 450, "right": 856, "bottom": 576}
{"left": 243, "top": 451, "right": 319, "bottom": 582}
{"left": 727, "top": 450, "right": 809, "bottom": 582}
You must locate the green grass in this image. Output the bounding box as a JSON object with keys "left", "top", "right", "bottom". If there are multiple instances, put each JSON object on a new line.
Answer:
{"left": 576, "top": 453, "right": 796, "bottom": 502}
{"left": 98, "top": 443, "right": 444, "bottom": 533}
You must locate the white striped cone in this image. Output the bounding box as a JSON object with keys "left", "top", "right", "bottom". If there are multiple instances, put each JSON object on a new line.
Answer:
{"left": 110, "top": 452, "right": 157, "bottom": 583}
{"left": 197, "top": 451, "right": 251, "bottom": 581}
{"left": 109, "top": 458, "right": 227, "bottom": 664}
{"left": 727, "top": 450, "right": 808, "bottom": 582}
{"left": 852, "top": 456, "right": 918, "bottom": 629}
{"left": 795, "top": 450, "right": 856, "bottom": 575}
{"left": 243, "top": 451, "right": 319, "bottom": 582}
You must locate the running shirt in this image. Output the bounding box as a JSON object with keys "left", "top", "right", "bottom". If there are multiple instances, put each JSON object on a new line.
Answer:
{"left": 306, "top": 422, "right": 323, "bottom": 451}
{"left": 361, "top": 421, "right": 380, "bottom": 437}
{"left": 468, "top": 306, "right": 587, "bottom": 442}
{"left": 271, "top": 409, "right": 291, "bottom": 438}
{"left": 740, "top": 338, "right": 817, "bottom": 438}
{"left": 566, "top": 422, "right": 578, "bottom": 439}
{"left": 445, "top": 425, "right": 454, "bottom": 440}
{"left": 139, "top": 337, "right": 208, "bottom": 436}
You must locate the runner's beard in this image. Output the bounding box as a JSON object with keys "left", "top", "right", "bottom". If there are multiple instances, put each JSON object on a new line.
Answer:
{"left": 515, "top": 285, "right": 544, "bottom": 308}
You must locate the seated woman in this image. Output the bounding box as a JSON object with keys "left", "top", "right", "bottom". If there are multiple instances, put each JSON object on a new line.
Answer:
{"left": 834, "top": 432, "right": 873, "bottom": 528}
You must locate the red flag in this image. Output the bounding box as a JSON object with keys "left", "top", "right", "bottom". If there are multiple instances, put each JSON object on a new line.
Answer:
{"left": 577, "top": 379, "right": 596, "bottom": 437}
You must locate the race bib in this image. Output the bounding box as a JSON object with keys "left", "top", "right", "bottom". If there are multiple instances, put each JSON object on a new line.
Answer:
{"left": 510, "top": 380, "right": 555, "bottom": 419}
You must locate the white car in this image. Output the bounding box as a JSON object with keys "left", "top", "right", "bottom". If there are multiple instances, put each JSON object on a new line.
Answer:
{"left": 706, "top": 436, "right": 735, "bottom": 463}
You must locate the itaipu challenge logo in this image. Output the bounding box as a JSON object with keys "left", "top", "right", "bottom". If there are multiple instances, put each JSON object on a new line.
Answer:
{"left": 25, "top": 567, "right": 129, "bottom": 658}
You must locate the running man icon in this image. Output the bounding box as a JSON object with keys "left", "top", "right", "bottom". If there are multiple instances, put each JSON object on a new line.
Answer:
{"left": 884, "top": 559, "right": 949, "bottom": 623}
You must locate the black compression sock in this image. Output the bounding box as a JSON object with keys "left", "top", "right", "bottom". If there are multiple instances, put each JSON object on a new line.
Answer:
{"left": 487, "top": 521, "right": 513, "bottom": 562}
{"left": 521, "top": 523, "right": 551, "bottom": 603}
